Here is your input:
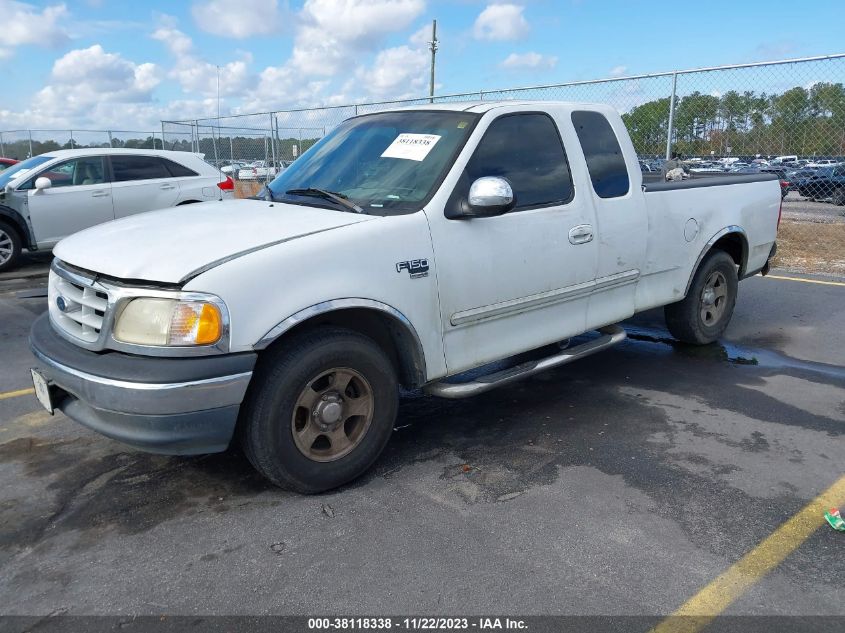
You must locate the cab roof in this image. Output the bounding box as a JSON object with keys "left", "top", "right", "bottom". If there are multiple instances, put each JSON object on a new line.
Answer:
{"left": 383, "top": 100, "right": 610, "bottom": 114}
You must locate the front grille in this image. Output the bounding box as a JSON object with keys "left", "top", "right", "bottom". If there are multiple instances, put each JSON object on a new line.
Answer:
{"left": 48, "top": 265, "right": 110, "bottom": 345}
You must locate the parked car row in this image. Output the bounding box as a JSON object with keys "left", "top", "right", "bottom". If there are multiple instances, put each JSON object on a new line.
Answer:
{"left": 215, "top": 160, "right": 290, "bottom": 181}
{"left": 0, "top": 148, "right": 234, "bottom": 271}
{"left": 680, "top": 159, "right": 844, "bottom": 204}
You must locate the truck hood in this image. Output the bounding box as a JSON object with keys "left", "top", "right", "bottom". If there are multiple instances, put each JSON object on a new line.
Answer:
{"left": 53, "top": 199, "right": 374, "bottom": 284}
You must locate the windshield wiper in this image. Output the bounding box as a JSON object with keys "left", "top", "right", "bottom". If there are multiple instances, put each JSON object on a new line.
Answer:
{"left": 285, "top": 188, "right": 364, "bottom": 214}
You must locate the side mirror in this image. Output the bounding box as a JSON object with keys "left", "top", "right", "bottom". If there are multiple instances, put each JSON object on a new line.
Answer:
{"left": 462, "top": 176, "right": 515, "bottom": 217}
{"left": 34, "top": 177, "right": 52, "bottom": 192}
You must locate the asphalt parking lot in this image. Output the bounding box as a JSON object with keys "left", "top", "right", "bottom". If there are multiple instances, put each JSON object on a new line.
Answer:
{"left": 0, "top": 266, "right": 843, "bottom": 625}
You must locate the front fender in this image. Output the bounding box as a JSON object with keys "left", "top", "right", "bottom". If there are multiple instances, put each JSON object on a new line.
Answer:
{"left": 0, "top": 204, "right": 35, "bottom": 249}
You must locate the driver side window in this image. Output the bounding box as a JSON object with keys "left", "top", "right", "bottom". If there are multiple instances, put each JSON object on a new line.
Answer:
{"left": 463, "top": 113, "right": 574, "bottom": 210}
{"left": 30, "top": 157, "right": 107, "bottom": 189}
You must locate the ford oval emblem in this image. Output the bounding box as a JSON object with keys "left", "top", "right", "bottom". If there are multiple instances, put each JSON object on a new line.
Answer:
{"left": 56, "top": 296, "right": 68, "bottom": 312}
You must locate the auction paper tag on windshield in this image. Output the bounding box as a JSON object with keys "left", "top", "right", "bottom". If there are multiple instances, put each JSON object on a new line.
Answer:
{"left": 381, "top": 133, "right": 442, "bottom": 161}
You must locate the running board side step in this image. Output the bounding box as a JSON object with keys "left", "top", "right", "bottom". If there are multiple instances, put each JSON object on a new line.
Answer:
{"left": 424, "top": 325, "right": 627, "bottom": 399}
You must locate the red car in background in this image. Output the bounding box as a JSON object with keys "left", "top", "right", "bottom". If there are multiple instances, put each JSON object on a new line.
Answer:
{"left": 0, "top": 158, "right": 19, "bottom": 172}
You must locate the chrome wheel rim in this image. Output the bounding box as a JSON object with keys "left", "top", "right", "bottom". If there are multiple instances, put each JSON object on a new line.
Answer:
{"left": 0, "top": 229, "right": 13, "bottom": 265}
{"left": 291, "top": 367, "right": 374, "bottom": 462}
{"left": 700, "top": 271, "right": 728, "bottom": 326}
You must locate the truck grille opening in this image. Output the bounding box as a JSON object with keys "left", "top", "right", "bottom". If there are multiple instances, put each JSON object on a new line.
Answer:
{"left": 48, "top": 270, "right": 109, "bottom": 344}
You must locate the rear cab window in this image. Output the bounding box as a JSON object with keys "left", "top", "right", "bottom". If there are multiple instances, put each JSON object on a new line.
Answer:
{"left": 571, "top": 110, "right": 630, "bottom": 199}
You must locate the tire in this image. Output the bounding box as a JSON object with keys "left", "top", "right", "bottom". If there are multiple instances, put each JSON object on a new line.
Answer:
{"left": 664, "top": 249, "right": 738, "bottom": 345}
{"left": 832, "top": 187, "right": 845, "bottom": 206}
{"left": 0, "top": 220, "right": 22, "bottom": 273}
{"left": 239, "top": 327, "right": 399, "bottom": 493}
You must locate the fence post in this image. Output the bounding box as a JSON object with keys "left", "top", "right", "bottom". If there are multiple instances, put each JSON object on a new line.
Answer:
{"left": 108, "top": 130, "right": 114, "bottom": 148}
{"left": 211, "top": 125, "right": 220, "bottom": 177}
{"left": 161, "top": 122, "right": 166, "bottom": 150}
{"left": 480, "top": 90, "right": 484, "bottom": 101}
{"left": 0, "top": 132, "right": 4, "bottom": 158}
{"left": 69, "top": 131, "right": 74, "bottom": 149}
{"left": 665, "top": 71, "right": 678, "bottom": 160}
{"left": 269, "top": 114, "right": 277, "bottom": 180}
{"left": 28, "top": 130, "right": 33, "bottom": 157}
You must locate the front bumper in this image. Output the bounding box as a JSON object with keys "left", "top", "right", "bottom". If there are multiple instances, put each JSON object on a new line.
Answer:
{"left": 29, "top": 312, "right": 257, "bottom": 455}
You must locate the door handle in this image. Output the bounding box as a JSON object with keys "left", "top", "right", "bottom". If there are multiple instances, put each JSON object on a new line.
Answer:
{"left": 568, "top": 224, "right": 594, "bottom": 245}
{"left": 160, "top": 184, "right": 176, "bottom": 190}
{"left": 91, "top": 190, "right": 110, "bottom": 198}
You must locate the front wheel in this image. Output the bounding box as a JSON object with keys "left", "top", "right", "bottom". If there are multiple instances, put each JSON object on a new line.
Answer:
{"left": 832, "top": 187, "right": 845, "bottom": 206}
{"left": 239, "top": 327, "right": 399, "bottom": 493}
{"left": 0, "top": 221, "right": 22, "bottom": 273}
{"left": 664, "top": 250, "right": 738, "bottom": 345}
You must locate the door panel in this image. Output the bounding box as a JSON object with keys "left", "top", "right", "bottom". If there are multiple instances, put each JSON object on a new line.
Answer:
{"left": 110, "top": 155, "right": 181, "bottom": 218}
{"left": 427, "top": 110, "right": 598, "bottom": 375}
{"left": 570, "top": 110, "right": 647, "bottom": 328}
{"left": 27, "top": 156, "right": 114, "bottom": 247}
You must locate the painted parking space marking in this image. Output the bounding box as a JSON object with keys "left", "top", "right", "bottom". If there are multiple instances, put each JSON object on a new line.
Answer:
{"left": 650, "top": 475, "right": 845, "bottom": 633}
{"left": 764, "top": 274, "right": 845, "bottom": 287}
{"left": 0, "top": 387, "right": 35, "bottom": 401}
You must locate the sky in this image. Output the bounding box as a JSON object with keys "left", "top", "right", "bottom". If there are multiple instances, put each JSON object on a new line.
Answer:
{"left": 1, "top": 0, "right": 844, "bottom": 131}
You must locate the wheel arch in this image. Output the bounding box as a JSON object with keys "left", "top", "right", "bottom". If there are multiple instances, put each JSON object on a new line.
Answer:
{"left": 684, "top": 226, "right": 748, "bottom": 297}
{"left": 254, "top": 299, "right": 428, "bottom": 389}
{"left": 0, "top": 205, "right": 35, "bottom": 249}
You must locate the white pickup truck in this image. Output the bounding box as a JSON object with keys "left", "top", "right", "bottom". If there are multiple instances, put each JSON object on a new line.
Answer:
{"left": 30, "top": 101, "right": 780, "bottom": 492}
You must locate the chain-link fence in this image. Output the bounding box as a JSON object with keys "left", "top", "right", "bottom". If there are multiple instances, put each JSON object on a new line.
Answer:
{"left": 0, "top": 130, "right": 164, "bottom": 160}
{"left": 4, "top": 55, "right": 842, "bottom": 274}
{"left": 166, "top": 55, "right": 845, "bottom": 274}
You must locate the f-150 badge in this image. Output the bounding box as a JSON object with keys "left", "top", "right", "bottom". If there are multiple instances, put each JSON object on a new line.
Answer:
{"left": 396, "top": 259, "right": 429, "bottom": 279}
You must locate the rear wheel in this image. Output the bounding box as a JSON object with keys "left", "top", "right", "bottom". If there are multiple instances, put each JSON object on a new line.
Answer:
{"left": 0, "top": 221, "right": 22, "bottom": 273}
{"left": 832, "top": 187, "right": 845, "bottom": 206}
{"left": 239, "top": 327, "right": 399, "bottom": 493}
{"left": 664, "top": 250, "right": 738, "bottom": 345}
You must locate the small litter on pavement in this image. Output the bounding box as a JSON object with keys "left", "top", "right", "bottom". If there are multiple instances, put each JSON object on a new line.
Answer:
{"left": 824, "top": 508, "right": 845, "bottom": 532}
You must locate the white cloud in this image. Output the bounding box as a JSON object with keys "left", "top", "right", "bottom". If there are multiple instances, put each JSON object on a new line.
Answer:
{"left": 500, "top": 52, "right": 557, "bottom": 70}
{"left": 245, "top": 0, "right": 427, "bottom": 110}
{"left": 0, "top": 1, "right": 445, "bottom": 129}
{"left": 473, "top": 3, "right": 529, "bottom": 42}
{"left": 0, "top": 1, "right": 70, "bottom": 58}
{"left": 152, "top": 18, "right": 256, "bottom": 97}
{"left": 609, "top": 65, "right": 627, "bottom": 77}
{"left": 191, "top": 0, "right": 285, "bottom": 39}
{"left": 409, "top": 23, "right": 435, "bottom": 47}
{"left": 19, "top": 45, "right": 161, "bottom": 127}
{"left": 289, "top": 0, "right": 426, "bottom": 77}
{"left": 356, "top": 45, "right": 429, "bottom": 99}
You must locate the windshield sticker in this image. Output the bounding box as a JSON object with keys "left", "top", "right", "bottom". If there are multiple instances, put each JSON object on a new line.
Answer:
{"left": 381, "top": 133, "right": 442, "bottom": 161}
{"left": 457, "top": 121, "right": 468, "bottom": 129}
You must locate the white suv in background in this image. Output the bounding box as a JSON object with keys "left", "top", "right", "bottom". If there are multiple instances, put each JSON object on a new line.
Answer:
{"left": 0, "top": 148, "right": 234, "bottom": 271}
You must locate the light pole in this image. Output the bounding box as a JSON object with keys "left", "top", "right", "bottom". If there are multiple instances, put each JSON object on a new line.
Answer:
{"left": 429, "top": 20, "right": 438, "bottom": 104}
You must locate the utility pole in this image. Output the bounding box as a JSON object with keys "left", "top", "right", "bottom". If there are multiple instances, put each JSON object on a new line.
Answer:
{"left": 428, "top": 20, "right": 438, "bottom": 104}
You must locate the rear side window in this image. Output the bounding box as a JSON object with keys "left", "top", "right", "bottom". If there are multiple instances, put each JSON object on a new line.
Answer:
{"left": 464, "top": 113, "right": 573, "bottom": 209}
{"left": 111, "top": 156, "right": 171, "bottom": 182}
{"left": 571, "top": 111, "right": 630, "bottom": 198}
{"left": 163, "top": 158, "right": 198, "bottom": 177}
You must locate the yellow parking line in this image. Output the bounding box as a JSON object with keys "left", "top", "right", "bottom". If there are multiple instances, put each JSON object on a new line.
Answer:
{"left": 0, "top": 387, "right": 35, "bottom": 401}
{"left": 764, "top": 274, "right": 845, "bottom": 287}
{"left": 650, "top": 475, "right": 845, "bottom": 633}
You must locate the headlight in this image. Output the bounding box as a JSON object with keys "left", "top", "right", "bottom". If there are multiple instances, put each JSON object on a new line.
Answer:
{"left": 113, "top": 298, "right": 224, "bottom": 347}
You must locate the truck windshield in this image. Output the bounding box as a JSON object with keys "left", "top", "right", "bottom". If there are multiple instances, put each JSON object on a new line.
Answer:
{"left": 0, "top": 155, "right": 53, "bottom": 190}
{"left": 265, "top": 110, "right": 479, "bottom": 215}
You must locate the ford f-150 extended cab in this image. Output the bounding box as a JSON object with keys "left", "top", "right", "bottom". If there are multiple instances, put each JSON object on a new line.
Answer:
{"left": 29, "top": 102, "right": 780, "bottom": 492}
